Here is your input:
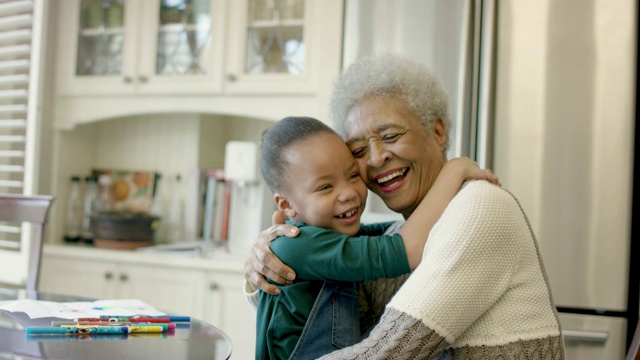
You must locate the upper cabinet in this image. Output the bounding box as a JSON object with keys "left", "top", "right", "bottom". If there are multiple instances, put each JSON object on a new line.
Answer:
{"left": 55, "top": 0, "right": 226, "bottom": 95}
{"left": 225, "top": 0, "right": 319, "bottom": 94}
{"left": 52, "top": 0, "right": 344, "bottom": 126}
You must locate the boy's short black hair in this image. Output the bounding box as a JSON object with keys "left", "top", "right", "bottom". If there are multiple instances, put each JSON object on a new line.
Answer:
{"left": 260, "top": 116, "right": 337, "bottom": 193}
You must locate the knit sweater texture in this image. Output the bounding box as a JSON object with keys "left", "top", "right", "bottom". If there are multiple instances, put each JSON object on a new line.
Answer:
{"left": 320, "top": 181, "right": 565, "bottom": 359}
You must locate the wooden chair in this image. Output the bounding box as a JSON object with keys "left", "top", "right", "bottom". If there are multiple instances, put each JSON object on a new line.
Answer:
{"left": 0, "top": 194, "right": 54, "bottom": 291}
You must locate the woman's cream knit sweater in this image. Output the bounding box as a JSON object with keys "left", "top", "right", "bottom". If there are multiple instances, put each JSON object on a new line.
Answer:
{"left": 321, "top": 181, "right": 565, "bottom": 359}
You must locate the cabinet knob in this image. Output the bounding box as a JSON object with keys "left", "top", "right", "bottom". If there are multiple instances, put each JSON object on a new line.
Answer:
{"left": 227, "top": 73, "right": 237, "bottom": 82}
{"left": 123, "top": 76, "right": 133, "bottom": 83}
{"left": 138, "top": 75, "right": 148, "bottom": 83}
{"left": 104, "top": 272, "right": 113, "bottom": 280}
{"left": 119, "top": 274, "right": 128, "bottom": 282}
{"left": 209, "top": 282, "right": 219, "bottom": 291}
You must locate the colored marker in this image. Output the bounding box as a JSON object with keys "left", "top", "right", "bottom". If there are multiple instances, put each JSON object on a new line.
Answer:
{"left": 100, "top": 315, "right": 191, "bottom": 322}
{"left": 75, "top": 317, "right": 170, "bottom": 323}
{"left": 26, "top": 325, "right": 165, "bottom": 335}
{"left": 98, "top": 315, "right": 191, "bottom": 322}
{"left": 52, "top": 321, "right": 176, "bottom": 330}
{"left": 26, "top": 332, "right": 169, "bottom": 342}
{"left": 61, "top": 323, "right": 175, "bottom": 331}
{"left": 26, "top": 334, "right": 129, "bottom": 342}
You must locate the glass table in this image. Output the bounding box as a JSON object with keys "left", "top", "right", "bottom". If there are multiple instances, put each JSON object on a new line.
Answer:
{"left": 0, "top": 287, "right": 232, "bottom": 359}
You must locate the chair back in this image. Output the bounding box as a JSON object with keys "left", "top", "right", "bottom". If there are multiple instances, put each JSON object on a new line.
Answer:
{"left": 0, "top": 194, "right": 54, "bottom": 291}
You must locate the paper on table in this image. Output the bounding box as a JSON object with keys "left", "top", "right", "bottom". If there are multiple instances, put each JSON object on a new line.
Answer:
{"left": 0, "top": 299, "right": 166, "bottom": 319}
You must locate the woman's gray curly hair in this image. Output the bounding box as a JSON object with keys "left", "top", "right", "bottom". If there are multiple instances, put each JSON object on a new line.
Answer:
{"left": 330, "top": 53, "right": 452, "bottom": 152}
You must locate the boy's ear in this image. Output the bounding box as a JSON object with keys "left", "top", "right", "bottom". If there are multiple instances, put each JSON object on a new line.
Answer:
{"left": 274, "top": 193, "right": 297, "bottom": 219}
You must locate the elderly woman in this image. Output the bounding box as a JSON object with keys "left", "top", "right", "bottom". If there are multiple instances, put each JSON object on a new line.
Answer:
{"left": 245, "top": 53, "right": 565, "bottom": 359}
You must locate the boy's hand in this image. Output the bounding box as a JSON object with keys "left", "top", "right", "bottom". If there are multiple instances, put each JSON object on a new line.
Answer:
{"left": 446, "top": 157, "right": 502, "bottom": 186}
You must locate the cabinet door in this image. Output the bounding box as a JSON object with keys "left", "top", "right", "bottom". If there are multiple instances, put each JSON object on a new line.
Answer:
{"left": 135, "top": 0, "right": 226, "bottom": 94}
{"left": 39, "top": 257, "right": 118, "bottom": 299}
{"left": 203, "top": 271, "right": 256, "bottom": 360}
{"left": 55, "top": 0, "right": 225, "bottom": 96}
{"left": 225, "top": 0, "right": 343, "bottom": 94}
{"left": 55, "top": 0, "right": 141, "bottom": 95}
{"left": 116, "top": 263, "right": 206, "bottom": 319}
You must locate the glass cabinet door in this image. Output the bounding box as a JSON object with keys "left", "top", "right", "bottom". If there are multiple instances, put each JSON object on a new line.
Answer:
{"left": 137, "top": 0, "right": 225, "bottom": 94}
{"left": 156, "top": 0, "right": 213, "bottom": 76}
{"left": 245, "top": 0, "right": 305, "bottom": 75}
{"left": 57, "top": 0, "right": 139, "bottom": 95}
{"left": 58, "top": 0, "right": 224, "bottom": 95}
{"left": 76, "top": 0, "right": 126, "bottom": 77}
{"left": 225, "top": 0, "right": 319, "bottom": 94}
{"left": 76, "top": 0, "right": 215, "bottom": 79}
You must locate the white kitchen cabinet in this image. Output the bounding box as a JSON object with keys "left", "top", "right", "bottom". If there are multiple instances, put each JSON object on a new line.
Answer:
{"left": 50, "top": 0, "right": 344, "bottom": 127}
{"left": 40, "top": 256, "right": 119, "bottom": 299}
{"left": 40, "top": 253, "right": 207, "bottom": 318}
{"left": 202, "top": 270, "right": 257, "bottom": 360}
{"left": 55, "top": 0, "right": 340, "bottom": 97}
{"left": 55, "top": 0, "right": 226, "bottom": 96}
{"left": 225, "top": 0, "right": 334, "bottom": 95}
{"left": 117, "top": 263, "right": 206, "bottom": 318}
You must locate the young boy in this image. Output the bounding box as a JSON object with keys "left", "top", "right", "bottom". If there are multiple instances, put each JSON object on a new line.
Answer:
{"left": 256, "top": 116, "right": 498, "bottom": 359}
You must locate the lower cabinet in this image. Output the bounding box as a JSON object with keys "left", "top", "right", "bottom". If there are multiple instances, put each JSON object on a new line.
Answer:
{"left": 40, "top": 257, "right": 120, "bottom": 299}
{"left": 40, "top": 257, "right": 206, "bottom": 318}
{"left": 202, "top": 271, "right": 257, "bottom": 360}
{"left": 39, "top": 247, "right": 256, "bottom": 358}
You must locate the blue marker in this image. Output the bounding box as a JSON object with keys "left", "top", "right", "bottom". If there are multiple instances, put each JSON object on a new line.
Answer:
{"left": 26, "top": 333, "right": 129, "bottom": 342}
{"left": 26, "top": 326, "right": 130, "bottom": 335}
{"left": 26, "top": 325, "right": 166, "bottom": 335}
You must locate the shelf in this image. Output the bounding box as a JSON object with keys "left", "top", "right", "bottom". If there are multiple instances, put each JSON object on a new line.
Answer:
{"left": 79, "top": 27, "right": 125, "bottom": 37}
{"left": 248, "top": 19, "right": 304, "bottom": 28}
{"left": 158, "top": 23, "right": 210, "bottom": 33}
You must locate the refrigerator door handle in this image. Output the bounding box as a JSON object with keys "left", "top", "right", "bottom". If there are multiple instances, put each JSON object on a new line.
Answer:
{"left": 562, "top": 329, "right": 609, "bottom": 343}
{"left": 475, "top": 0, "right": 497, "bottom": 169}
{"left": 453, "top": 0, "right": 475, "bottom": 158}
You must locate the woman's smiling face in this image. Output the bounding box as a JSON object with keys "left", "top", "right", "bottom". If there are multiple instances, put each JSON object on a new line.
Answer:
{"left": 344, "top": 95, "right": 447, "bottom": 218}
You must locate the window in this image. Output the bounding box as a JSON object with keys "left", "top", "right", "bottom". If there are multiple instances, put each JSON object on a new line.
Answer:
{"left": 0, "top": 0, "right": 46, "bottom": 285}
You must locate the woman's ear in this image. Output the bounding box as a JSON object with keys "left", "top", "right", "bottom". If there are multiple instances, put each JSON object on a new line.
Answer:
{"left": 433, "top": 118, "right": 447, "bottom": 149}
{"left": 274, "top": 193, "right": 297, "bottom": 219}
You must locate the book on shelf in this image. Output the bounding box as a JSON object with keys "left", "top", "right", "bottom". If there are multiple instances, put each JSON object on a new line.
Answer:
{"left": 201, "top": 168, "right": 231, "bottom": 242}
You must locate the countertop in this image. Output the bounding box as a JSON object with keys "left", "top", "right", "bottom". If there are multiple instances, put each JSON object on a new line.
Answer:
{"left": 43, "top": 243, "right": 245, "bottom": 273}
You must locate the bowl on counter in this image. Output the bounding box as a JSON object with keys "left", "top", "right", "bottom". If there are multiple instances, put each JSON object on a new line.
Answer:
{"left": 90, "top": 212, "right": 160, "bottom": 250}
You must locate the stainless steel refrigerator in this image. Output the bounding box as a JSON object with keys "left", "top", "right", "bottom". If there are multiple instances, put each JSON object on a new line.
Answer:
{"left": 344, "top": 1, "right": 638, "bottom": 359}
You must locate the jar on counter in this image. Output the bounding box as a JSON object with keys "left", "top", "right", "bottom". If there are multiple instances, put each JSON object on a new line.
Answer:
{"left": 64, "top": 176, "right": 82, "bottom": 243}
{"left": 81, "top": 175, "right": 99, "bottom": 244}
{"left": 96, "top": 174, "right": 113, "bottom": 213}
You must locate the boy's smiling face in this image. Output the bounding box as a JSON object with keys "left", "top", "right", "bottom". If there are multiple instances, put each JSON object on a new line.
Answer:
{"left": 275, "top": 132, "right": 368, "bottom": 236}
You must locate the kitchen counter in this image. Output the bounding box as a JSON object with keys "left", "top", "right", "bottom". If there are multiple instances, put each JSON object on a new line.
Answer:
{"left": 43, "top": 243, "right": 245, "bottom": 273}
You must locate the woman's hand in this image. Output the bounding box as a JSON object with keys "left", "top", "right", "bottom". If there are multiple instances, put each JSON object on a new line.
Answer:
{"left": 243, "top": 211, "right": 300, "bottom": 295}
